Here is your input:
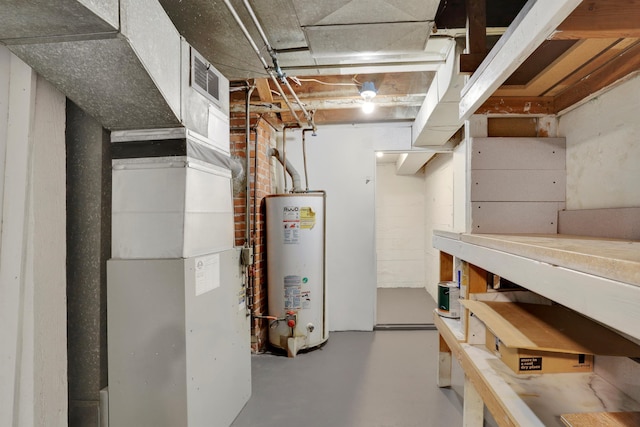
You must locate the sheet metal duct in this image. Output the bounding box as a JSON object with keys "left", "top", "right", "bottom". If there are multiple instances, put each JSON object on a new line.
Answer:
{"left": 0, "top": 0, "right": 119, "bottom": 41}
{"left": 0, "top": 0, "right": 188, "bottom": 130}
{"left": 156, "top": 0, "right": 442, "bottom": 80}
{"left": 291, "top": 0, "right": 439, "bottom": 26}
{"left": 294, "top": 0, "right": 437, "bottom": 59}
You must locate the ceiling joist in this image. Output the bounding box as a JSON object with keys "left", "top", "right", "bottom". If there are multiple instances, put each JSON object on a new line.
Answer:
{"left": 476, "top": 97, "right": 555, "bottom": 115}
{"left": 254, "top": 78, "right": 274, "bottom": 103}
{"left": 230, "top": 94, "right": 426, "bottom": 114}
{"left": 550, "top": 0, "right": 640, "bottom": 40}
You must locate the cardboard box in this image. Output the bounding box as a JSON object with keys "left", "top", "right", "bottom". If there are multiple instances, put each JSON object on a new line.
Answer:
{"left": 485, "top": 329, "right": 593, "bottom": 374}
{"left": 461, "top": 300, "right": 640, "bottom": 375}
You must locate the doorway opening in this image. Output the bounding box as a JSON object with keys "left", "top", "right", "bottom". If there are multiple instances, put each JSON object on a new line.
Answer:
{"left": 374, "top": 152, "right": 436, "bottom": 330}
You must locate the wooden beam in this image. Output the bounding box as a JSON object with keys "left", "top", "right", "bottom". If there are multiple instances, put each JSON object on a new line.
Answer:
{"left": 554, "top": 40, "right": 640, "bottom": 113}
{"left": 476, "top": 96, "right": 555, "bottom": 115}
{"left": 254, "top": 78, "right": 273, "bottom": 103}
{"left": 229, "top": 94, "right": 426, "bottom": 114}
{"left": 440, "top": 252, "right": 454, "bottom": 282}
{"left": 460, "top": 0, "right": 488, "bottom": 73}
{"left": 459, "top": 0, "right": 583, "bottom": 120}
{"left": 468, "top": 264, "right": 487, "bottom": 294}
{"left": 438, "top": 334, "right": 452, "bottom": 387}
{"left": 494, "top": 39, "right": 619, "bottom": 97}
{"left": 466, "top": 0, "right": 487, "bottom": 53}
{"left": 544, "top": 38, "right": 640, "bottom": 97}
{"left": 551, "top": 0, "right": 640, "bottom": 40}
{"left": 460, "top": 53, "right": 488, "bottom": 74}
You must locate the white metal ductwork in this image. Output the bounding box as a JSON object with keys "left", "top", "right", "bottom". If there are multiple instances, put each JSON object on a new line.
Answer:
{"left": 412, "top": 38, "right": 466, "bottom": 148}
{"left": 0, "top": 0, "right": 227, "bottom": 132}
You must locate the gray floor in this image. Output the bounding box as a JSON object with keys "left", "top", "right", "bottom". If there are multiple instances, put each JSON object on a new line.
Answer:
{"left": 231, "top": 330, "right": 467, "bottom": 427}
{"left": 376, "top": 287, "right": 436, "bottom": 326}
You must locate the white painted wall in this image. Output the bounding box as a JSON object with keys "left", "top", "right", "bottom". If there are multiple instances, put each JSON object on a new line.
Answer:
{"left": 0, "top": 48, "right": 67, "bottom": 427}
{"left": 423, "top": 153, "right": 455, "bottom": 301}
{"left": 559, "top": 74, "right": 640, "bottom": 209}
{"left": 285, "top": 124, "right": 411, "bottom": 331}
{"left": 376, "top": 163, "right": 425, "bottom": 288}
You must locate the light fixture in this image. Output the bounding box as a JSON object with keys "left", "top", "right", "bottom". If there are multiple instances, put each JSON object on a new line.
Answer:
{"left": 376, "top": 152, "right": 384, "bottom": 158}
{"left": 360, "top": 81, "right": 377, "bottom": 114}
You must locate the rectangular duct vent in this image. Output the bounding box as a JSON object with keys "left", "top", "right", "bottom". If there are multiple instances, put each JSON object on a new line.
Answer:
{"left": 191, "top": 49, "right": 221, "bottom": 107}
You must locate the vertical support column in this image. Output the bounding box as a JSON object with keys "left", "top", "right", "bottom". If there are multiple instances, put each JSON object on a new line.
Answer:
{"left": 0, "top": 48, "right": 67, "bottom": 427}
{"left": 66, "top": 100, "right": 111, "bottom": 427}
{"left": 466, "top": 0, "right": 487, "bottom": 55}
{"left": 439, "top": 251, "right": 454, "bottom": 282}
{"left": 438, "top": 335, "right": 453, "bottom": 387}
{"left": 0, "top": 47, "right": 37, "bottom": 427}
{"left": 437, "top": 251, "right": 454, "bottom": 387}
{"left": 460, "top": 0, "right": 488, "bottom": 73}
{"left": 460, "top": 261, "right": 487, "bottom": 339}
{"left": 463, "top": 376, "right": 485, "bottom": 427}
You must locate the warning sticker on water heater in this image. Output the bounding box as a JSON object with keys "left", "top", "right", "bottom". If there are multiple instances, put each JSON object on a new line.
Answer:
{"left": 283, "top": 206, "right": 316, "bottom": 244}
{"left": 299, "top": 207, "right": 316, "bottom": 229}
{"left": 283, "top": 206, "right": 300, "bottom": 244}
{"left": 284, "top": 275, "right": 302, "bottom": 309}
{"left": 301, "top": 290, "right": 311, "bottom": 309}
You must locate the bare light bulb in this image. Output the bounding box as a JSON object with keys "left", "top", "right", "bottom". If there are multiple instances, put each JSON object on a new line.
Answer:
{"left": 362, "top": 100, "right": 375, "bottom": 114}
{"left": 360, "top": 81, "right": 377, "bottom": 114}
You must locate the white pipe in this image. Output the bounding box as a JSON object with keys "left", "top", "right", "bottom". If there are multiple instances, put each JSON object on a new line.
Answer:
{"left": 282, "top": 127, "right": 289, "bottom": 192}
{"left": 268, "top": 147, "right": 303, "bottom": 192}
{"left": 302, "top": 129, "right": 315, "bottom": 191}
{"left": 245, "top": 84, "right": 255, "bottom": 244}
{"left": 268, "top": 73, "right": 304, "bottom": 127}
{"left": 238, "top": 0, "right": 316, "bottom": 130}
{"left": 222, "top": 0, "right": 270, "bottom": 70}
{"left": 223, "top": 0, "right": 306, "bottom": 128}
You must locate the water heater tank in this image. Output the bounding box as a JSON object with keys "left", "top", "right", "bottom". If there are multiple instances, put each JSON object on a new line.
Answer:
{"left": 265, "top": 193, "right": 327, "bottom": 356}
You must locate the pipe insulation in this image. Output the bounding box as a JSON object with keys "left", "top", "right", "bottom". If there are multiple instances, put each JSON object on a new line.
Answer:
{"left": 268, "top": 148, "right": 303, "bottom": 193}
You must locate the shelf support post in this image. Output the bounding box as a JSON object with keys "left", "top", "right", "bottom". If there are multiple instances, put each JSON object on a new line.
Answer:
{"left": 463, "top": 376, "right": 484, "bottom": 427}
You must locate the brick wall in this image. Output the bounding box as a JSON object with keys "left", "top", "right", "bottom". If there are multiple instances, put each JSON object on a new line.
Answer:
{"left": 230, "top": 113, "right": 276, "bottom": 353}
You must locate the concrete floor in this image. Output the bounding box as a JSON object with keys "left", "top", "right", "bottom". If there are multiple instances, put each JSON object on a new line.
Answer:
{"left": 376, "top": 287, "right": 436, "bottom": 325}
{"left": 230, "top": 330, "right": 467, "bottom": 427}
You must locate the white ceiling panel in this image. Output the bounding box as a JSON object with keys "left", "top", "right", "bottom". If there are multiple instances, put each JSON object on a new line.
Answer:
{"left": 304, "top": 22, "right": 433, "bottom": 58}
{"left": 292, "top": 0, "right": 439, "bottom": 26}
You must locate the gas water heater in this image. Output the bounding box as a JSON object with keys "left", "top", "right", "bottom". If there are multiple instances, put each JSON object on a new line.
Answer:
{"left": 265, "top": 192, "right": 328, "bottom": 356}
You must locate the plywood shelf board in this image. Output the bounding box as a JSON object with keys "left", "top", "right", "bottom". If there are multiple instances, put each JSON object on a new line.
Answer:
{"left": 432, "top": 234, "right": 640, "bottom": 342}
{"left": 561, "top": 411, "right": 640, "bottom": 427}
{"left": 435, "top": 310, "right": 465, "bottom": 341}
{"left": 462, "top": 300, "right": 640, "bottom": 356}
{"left": 435, "top": 315, "right": 640, "bottom": 427}
{"left": 460, "top": 234, "right": 640, "bottom": 287}
{"left": 433, "top": 229, "right": 462, "bottom": 240}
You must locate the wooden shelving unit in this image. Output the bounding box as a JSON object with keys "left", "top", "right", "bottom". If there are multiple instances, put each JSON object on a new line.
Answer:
{"left": 433, "top": 231, "right": 640, "bottom": 342}
{"left": 433, "top": 230, "right": 640, "bottom": 426}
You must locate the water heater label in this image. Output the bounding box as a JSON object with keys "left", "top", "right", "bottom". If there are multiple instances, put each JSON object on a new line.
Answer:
{"left": 301, "top": 290, "right": 311, "bottom": 309}
{"left": 284, "top": 275, "right": 302, "bottom": 309}
{"left": 283, "top": 206, "right": 300, "bottom": 244}
{"left": 283, "top": 206, "right": 316, "bottom": 244}
{"left": 299, "top": 207, "right": 316, "bottom": 229}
